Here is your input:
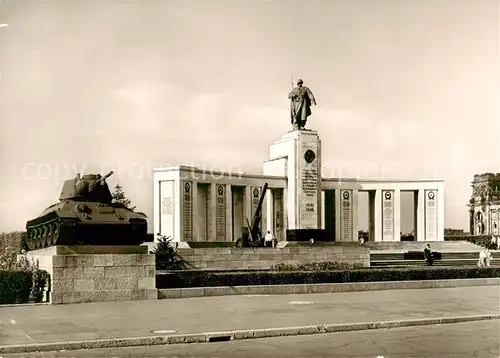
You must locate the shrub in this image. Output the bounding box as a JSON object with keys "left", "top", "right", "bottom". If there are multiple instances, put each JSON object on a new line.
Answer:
{"left": 32, "top": 269, "right": 51, "bottom": 303}
{"left": 271, "top": 261, "right": 365, "bottom": 271}
{"left": 0, "top": 246, "right": 50, "bottom": 304}
{"left": 156, "top": 267, "right": 500, "bottom": 289}
{"left": 151, "top": 235, "right": 188, "bottom": 270}
{"left": 0, "top": 271, "right": 32, "bottom": 304}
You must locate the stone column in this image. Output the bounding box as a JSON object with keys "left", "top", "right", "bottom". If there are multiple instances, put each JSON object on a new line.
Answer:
{"left": 282, "top": 187, "right": 288, "bottom": 232}
{"left": 437, "top": 188, "right": 445, "bottom": 241}
{"left": 415, "top": 189, "right": 425, "bottom": 241}
{"left": 153, "top": 177, "right": 160, "bottom": 241}
{"left": 324, "top": 190, "right": 336, "bottom": 239}
{"left": 352, "top": 189, "right": 359, "bottom": 241}
{"left": 174, "top": 179, "right": 182, "bottom": 242}
{"left": 209, "top": 183, "right": 216, "bottom": 242}
{"left": 157, "top": 180, "right": 175, "bottom": 242}
{"left": 191, "top": 182, "right": 198, "bottom": 242}
{"left": 335, "top": 189, "right": 341, "bottom": 241}
{"left": 225, "top": 184, "right": 233, "bottom": 242}
{"left": 261, "top": 188, "right": 268, "bottom": 234}
{"left": 180, "top": 180, "right": 194, "bottom": 242}
{"left": 274, "top": 189, "right": 284, "bottom": 241}
{"left": 424, "top": 189, "right": 438, "bottom": 241}
{"left": 368, "top": 190, "right": 375, "bottom": 242}
{"left": 214, "top": 183, "right": 227, "bottom": 242}
{"left": 381, "top": 190, "right": 395, "bottom": 242}
{"left": 266, "top": 188, "right": 274, "bottom": 235}
{"left": 244, "top": 185, "right": 252, "bottom": 226}
{"left": 394, "top": 189, "right": 401, "bottom": 241}
{"left": 321, "top": 190, "right": 326, "bottom": 230}
{"left": 373, "top": 189, "right": 382, "bottom": 242}
{"left": 336, "top": 189, "right": 355, "bottom": 242}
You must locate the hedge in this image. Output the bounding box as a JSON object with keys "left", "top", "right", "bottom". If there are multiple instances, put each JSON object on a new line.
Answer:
{"left": 156, "top": 267, "right": 500, "bottom": 289}
{"left": 0, "top": 271, "right": 33, "bottom": 304}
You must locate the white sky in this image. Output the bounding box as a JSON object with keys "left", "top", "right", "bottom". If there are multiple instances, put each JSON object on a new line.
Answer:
{"left": 0, "top": 1, "right": 499, "bottom": 234}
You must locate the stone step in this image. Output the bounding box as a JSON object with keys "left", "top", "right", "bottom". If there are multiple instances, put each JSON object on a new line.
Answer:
{"left": 370, "top": 259, "right": 500, "bottom": 267}
{"left": 371, "top": 252, "right": 499, "bottom": 260}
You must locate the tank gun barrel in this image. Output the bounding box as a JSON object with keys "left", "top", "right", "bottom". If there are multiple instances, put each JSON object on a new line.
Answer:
{"left": 96, "top": 170, "right": 114, "bottom": 185}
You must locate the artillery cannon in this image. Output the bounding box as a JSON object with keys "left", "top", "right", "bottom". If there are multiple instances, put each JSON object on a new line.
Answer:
{"left": 235, "top": 183, "right": 268, "bottom": 248}
{"left": 25, "top": 170, "right": 148, "bottom": 250}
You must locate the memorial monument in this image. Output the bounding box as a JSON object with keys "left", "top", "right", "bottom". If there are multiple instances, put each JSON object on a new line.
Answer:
{"left": 153, "top": 78, "right": 445, "bottom": 245}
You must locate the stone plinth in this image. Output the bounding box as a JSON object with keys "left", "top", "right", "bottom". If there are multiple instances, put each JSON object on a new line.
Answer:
{"left": 24, "top": 246, "right": 157, "bottom": 304}
{"left": 175, "top": 245, "right": 370, "bottom": 270}
{"left": 263, "top": 130, "right": 322, "bottom": 230}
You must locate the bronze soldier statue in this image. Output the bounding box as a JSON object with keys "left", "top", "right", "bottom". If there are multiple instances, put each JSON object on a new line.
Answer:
{"left": 288, "top": 79, "right": 317, "bottom": 130}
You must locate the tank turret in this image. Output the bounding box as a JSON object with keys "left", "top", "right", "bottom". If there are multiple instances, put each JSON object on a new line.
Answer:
{"left": 25, "top": 170, "right": 147, "bottom": 250}
{"left": 59, "top": 170, "right": 114, "bottom": 202}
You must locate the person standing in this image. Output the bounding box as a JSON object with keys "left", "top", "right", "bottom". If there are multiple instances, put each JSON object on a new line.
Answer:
{"left": 423, "top": 244, "right": 434, "bottom": 266}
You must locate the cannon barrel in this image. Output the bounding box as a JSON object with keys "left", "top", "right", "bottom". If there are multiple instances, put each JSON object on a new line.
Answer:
{"left": 96, "top": 170, "right": 114, "bottom": 185}
{"left": 250, "top": 182, "right": 268, "bottom": 237}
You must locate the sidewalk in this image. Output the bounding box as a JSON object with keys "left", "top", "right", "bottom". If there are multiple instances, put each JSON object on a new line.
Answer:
{"left": 0, "top": 285, "right": 499, "bottom": 348}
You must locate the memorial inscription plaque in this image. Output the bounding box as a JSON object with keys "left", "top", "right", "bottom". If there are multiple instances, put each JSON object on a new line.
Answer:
{"left": 216, "top": 184, "right": 226, "bottom": 240}
{"left": 160, "top": 180, "right": 174, "bottom": 238}
{"left": 299, "top": 137, "right": 320, "bottom": 229}
{"left": 425, "top": 190, "right": 437, "bottom": 240}
{"left": 382, "top": 190, "right": 394, "bottom": 241}
{"left": 182, "top": 180, "right": 193, "bottom": 240}
{"left": 340, "top": 189, "right": 353, "bottom": 241}
{"left": 251, "top": 186, "right": 261, "bottom": 219}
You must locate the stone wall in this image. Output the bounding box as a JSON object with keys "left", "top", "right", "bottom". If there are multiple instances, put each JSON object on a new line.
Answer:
{"left": 24, "top": 246, "right": 158, "bottom": 304}
{"left": 176, "top": 245, "right": 370, "bottom": 270}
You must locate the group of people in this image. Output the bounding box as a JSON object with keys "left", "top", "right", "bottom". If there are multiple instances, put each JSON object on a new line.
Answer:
{"left": 478, "top": 247, "right": 493, "bottom": 267}
{"left": 264, "top": 230, "right": 496, "bottom": 268}
{"left": 264, "top": 230, "right": 278, "bottom": 248}
{"left": 424, "top": 243, "right": 494, "bottom": 267}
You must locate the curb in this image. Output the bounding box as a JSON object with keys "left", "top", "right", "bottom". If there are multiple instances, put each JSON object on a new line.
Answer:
{"left": 1, "top": 314, "right": 499, "bottom": 354}
{"left": 0, "top": 302, "right": 50, "bottom": 308}
{"left": 158, "top": 278, "right": 500, "bottom": 299}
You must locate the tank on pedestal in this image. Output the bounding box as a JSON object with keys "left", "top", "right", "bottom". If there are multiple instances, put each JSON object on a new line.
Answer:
{"left": 25, "top": 171, "right": 148, "bottom": 250}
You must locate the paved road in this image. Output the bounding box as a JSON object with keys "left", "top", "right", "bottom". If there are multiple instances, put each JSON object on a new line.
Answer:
{"left": 3, "top": 320, "right": 499, "bottom": 357}
{"left": 0, "top": 286, "right": 499, "bottom": 347}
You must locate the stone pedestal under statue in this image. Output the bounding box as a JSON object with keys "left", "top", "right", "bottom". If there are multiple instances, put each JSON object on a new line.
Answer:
{"left": 263, "top": 130, "right": 324, "bottom": 240}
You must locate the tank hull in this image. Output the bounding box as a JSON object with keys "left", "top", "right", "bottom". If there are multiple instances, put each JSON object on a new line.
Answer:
{"left": 25, "top": 200, "right": 148, "bottom": 250}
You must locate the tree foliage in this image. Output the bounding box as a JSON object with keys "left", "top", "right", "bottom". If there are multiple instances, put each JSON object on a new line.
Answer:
{"left": 0, "top": 231, "right": 25, "bottom": 253}
{"left": 111, "top": 183, "right": 136, "bottom": 210}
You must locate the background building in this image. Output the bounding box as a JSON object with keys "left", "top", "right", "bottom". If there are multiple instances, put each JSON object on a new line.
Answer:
{"left": 468, "top": 173, "right": 500, "bottom": 235}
